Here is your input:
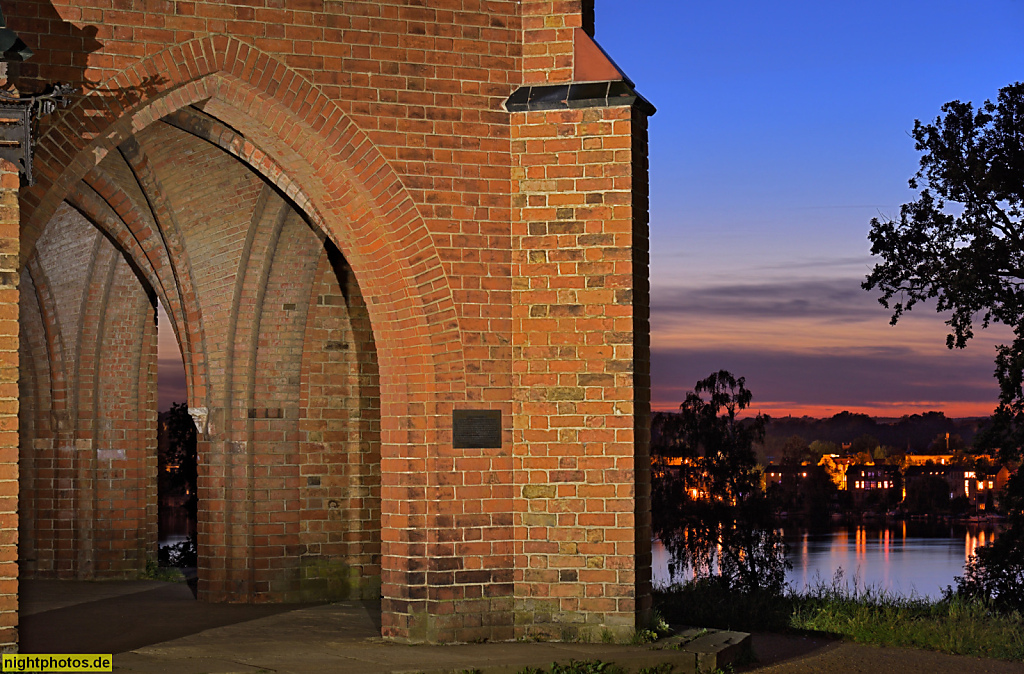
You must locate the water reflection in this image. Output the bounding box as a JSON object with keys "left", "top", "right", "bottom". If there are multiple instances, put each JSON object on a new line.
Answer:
{"left": 159, "top": 505, "right": 191, "bottom": 547}
{"left": 653, "top": 522, "right": 1001, "bottom": 600}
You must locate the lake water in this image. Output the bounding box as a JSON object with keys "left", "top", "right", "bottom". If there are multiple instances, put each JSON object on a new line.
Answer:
{"left": 652, "top": 522, "right": 1002, "bottom": 600}
{"left": 158, "top": 504, "right": 192, "bottom": 547}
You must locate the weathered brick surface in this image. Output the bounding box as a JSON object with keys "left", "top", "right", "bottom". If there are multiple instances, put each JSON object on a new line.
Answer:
{"left": 510, "top": 104, "right": 650, "bottom": 640}
{"left": 522, "top": 0, "right": 585, "bottom": 84}
{"left": 19, "top": 204, "right": 156, "bottom": 579}
{"left": 298, "top": 243, "right": 381, "bottom": 600}
{"left": 0, "top": 160, "right": 19, "bottom": 651}
{"left": 7, "top": 0, "right": 651, "bottom": 644}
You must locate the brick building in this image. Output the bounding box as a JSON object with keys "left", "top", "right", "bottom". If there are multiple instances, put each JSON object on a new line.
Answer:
{"left": 846, "top": 464, "right": 901, "bottom": 508}
{"left": 0, "top": 0, "right": 654, "bottom": 648}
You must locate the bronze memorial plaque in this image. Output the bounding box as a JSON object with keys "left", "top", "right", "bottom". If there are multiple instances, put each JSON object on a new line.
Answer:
{"left": 452, "top": 409, "right": 502, "bottom": 449}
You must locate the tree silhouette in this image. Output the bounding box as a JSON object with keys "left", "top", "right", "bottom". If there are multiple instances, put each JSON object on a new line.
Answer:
{"left": 159, "top": 402, "right": 197, "bottom": 526}
{"left": 651, "top": 371, "right": 788, "bottom": 594}
{"left": 864, "top": 82, "right": 1024, "bottom": 453}
{"left": 864, "top": 81, "right": 1024, "bottom": 608}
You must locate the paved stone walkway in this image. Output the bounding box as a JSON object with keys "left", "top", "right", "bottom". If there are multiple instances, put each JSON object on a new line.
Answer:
{"left": 748, "top": 633, "right": 1024, "bottom": 673}
{"left": 17, "top": 580, "right": 1024, "bottom": 673}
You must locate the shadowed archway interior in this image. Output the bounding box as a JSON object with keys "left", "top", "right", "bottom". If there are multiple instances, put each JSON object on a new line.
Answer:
{"left": 18, "top": 103, "right": 383, "bottom": 603}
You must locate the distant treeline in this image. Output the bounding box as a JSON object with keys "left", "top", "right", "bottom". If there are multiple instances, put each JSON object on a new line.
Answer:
{"left": 758, "top": 411, "right": 986, "bottom": 460}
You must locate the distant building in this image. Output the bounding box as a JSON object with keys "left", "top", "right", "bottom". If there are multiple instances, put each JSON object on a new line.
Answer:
{"left": 945, "top": 467, "right": 981, "bottom": 501}
{"left": 764, "top": 464, "right": 814, "bottom": 489}
{"left": 904, "top": 464, "right": 951, "bottom": 486}
{"left": 903, "top": 465, "right": 1011, "bottom": 509}
{"left": 903, "top": 454, "right": 955, "bottom": 467}
{"left": 970, "top": 466, "right": 1011, "bottom": 509}
{"left": 846, "top": 464, "right": 901, "bottom": 506}
{"left": 820, "top": 454, "right": 856, "bottom": 490}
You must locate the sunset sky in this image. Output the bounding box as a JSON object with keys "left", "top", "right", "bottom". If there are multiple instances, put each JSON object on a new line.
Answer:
{"left": 597, "top": 0, "right": 1024, "bottom": 418}
{"left": 159, "top": 2, "right": 1024, "bottom": 418}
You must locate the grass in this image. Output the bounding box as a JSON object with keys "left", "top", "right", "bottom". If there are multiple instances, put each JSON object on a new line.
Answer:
{"left": 516, "top": 661, "right": 625, "bottom": 674}
{"left": 791, "top": 580, "right": 1024, "bottom": 661}
{"left": 654, "top": 574, "right": 1024, "bottom": 662}
{"left": 141, "top": 559, "right": 186, "bottom": 582}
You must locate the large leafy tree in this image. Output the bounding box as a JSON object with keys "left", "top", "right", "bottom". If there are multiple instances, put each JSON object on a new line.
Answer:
{"left": 864, "top": 82, "right": 1024, "bottom": 447}
{"left": 651, "top": 371, "right": 788, "bottom": 595}
{"left": 863, "top": 82, "right": 1024, "bottom": 608}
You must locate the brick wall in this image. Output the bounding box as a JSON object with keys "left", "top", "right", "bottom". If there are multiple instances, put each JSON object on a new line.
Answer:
{"left": 6, "top": 0, "right": 653, "bottom": 645}
{"left": 0, "top": 160, "right": 19, "bottom": 650}
{"left": 522, "top": 0, "right": 583, "bottom": 84}
{"left": 298, "top": 242, "right": 381, "bottom": 600}
{"left": 18, "top": 204, "right": 156, "bottom": 579}
{"left": 510, "top": 103, "right": 650, "bottom": 640}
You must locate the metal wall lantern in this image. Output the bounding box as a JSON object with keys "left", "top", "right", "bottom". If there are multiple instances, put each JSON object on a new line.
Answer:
{"left": 0, "top": 8, "right": 72, "bottom": 185}
{"left": 0, "top": 7, "right": 33, "bottom": 184}
{"left": 0, "top": 98, "right": 30, "bottom": 182}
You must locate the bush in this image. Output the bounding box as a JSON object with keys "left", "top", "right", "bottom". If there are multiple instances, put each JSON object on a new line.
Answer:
{"left": 158, "top": 536, "right": 197, "bottom": 568}
{"left": 957, "top": 527, "right": 1024, "bottom": 612}
{"left": 654, "top": 578, "right": 793, "bottom": 633}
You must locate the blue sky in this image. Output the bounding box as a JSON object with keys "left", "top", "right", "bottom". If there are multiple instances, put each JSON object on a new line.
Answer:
{"left": 595, "top": 0, "right": 1024, "bottom": 416}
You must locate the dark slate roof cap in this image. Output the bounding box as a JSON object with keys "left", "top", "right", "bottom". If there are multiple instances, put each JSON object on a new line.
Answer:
{"left": 505, "top": 80, "right": 655, "bottom": 116}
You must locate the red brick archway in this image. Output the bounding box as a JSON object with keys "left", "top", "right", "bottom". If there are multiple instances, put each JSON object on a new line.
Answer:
{"left": 23, "top": 36, "right": 467, "bottom": 408}
{"left": 8, "top": 1, "right": 653, "bottom": 646}
{"left": 22, "top": 37, "right": 470, "bottom": 637}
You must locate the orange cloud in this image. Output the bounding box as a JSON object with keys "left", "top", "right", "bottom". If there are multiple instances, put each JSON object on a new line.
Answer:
{"left": 650, "top": 277, "right": 1013, "bottom": 419}
{"left": 652, "top": 399, "right": 996, "bottom": 419}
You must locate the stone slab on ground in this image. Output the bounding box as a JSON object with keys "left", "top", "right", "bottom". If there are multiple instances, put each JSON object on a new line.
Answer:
{"left": 652, "top": 627, "right": 752, "bottom": 672}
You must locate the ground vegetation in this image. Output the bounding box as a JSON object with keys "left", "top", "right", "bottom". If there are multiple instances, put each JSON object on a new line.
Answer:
{"left": 654, "top": 579, "right": 1024, "bottom": 662}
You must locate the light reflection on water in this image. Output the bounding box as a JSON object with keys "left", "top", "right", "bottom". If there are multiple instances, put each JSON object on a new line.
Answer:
{"left": 653, "top": 522, "right": 1001, "bottom": 600}
{"left": 159, "top": 506, "right": 191, "bottom": 547}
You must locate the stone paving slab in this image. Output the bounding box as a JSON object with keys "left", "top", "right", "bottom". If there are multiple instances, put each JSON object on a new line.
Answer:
{"left": 19, "top": 579, "right": 175, "bottom": 616}
{"left": 655, "top": 628, "right": 751, "bottom": 672}
{"left": 748, "top": 637, "right": 1024, "bottom": 674}
{"left": 19, "top": 581, "right": 311, "bottom": 655}
{"left": 113, "top": 603, "right": 706, "bottom": 674}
